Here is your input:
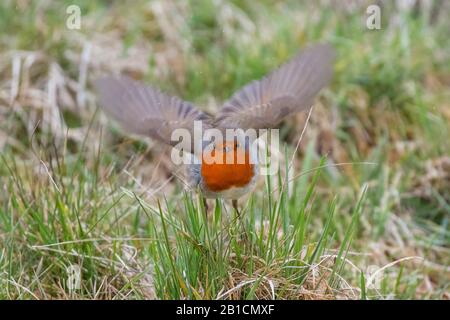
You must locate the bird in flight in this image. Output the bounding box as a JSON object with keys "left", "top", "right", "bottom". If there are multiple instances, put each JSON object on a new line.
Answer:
{"left": 96, "top": 43, "right": 334, "bottom": 213}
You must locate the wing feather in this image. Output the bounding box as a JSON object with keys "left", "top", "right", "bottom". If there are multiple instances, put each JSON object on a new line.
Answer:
{"left": 215, "top": 43, "right": 335, "bottom": 129}
{"left": 95, "top": 76, "right": 210, "bottom": 150}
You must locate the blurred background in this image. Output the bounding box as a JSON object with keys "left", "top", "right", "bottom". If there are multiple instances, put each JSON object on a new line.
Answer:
{"left": 0, "top": 0, "right": 448, "bottom": 299}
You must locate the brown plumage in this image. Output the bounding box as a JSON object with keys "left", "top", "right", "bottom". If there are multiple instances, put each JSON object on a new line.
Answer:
{"left": 96, "top": 43, "right": 335, "bottom": 207}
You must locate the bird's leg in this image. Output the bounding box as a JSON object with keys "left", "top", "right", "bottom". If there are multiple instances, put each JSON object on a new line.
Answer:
{"left": 232, "top": 199, "right": 249, "bottom": 244}
{"left": 232, "top": 199, "right": 239, "bottom": 217}
{"left": 203, "top": 197, "right": 209, "bottom": 215}
{"left": 231, "top": 199, "right": 241, "bottom": 239}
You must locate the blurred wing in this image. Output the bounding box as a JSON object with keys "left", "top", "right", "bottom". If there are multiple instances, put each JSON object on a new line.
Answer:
{"left": 215, "top": 43, "right": 335, "bottom": 129}
{"left": 95, "top": 76, "right": 210, "bottom": 149}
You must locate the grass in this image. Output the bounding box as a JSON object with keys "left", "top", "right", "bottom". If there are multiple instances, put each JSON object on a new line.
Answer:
{"left": 0, "top": 0, "right": 449, "bottom": 299}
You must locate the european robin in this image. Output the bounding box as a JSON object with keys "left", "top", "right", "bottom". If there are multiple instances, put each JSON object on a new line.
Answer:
{"left": 96, "top": 43, "right": 334, "bottom": 212}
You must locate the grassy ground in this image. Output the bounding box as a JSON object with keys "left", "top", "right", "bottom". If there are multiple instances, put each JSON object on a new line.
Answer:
{"left": 0, "top": 0, "right": 449, "bottom": 299}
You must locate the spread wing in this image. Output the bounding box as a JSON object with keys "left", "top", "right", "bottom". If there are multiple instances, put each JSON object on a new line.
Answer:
{"left": 214, "top": 43, "right": 335, "bottom": 129}
{"left": 95, "top": 76, "right": 210, "bottom": 151}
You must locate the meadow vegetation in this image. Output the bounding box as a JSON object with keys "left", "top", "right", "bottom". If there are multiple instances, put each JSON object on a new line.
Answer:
{"left": 0, "top": 0, "right": 448, "bottom": 299}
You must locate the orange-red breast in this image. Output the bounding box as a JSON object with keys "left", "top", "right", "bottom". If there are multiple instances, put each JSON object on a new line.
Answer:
{"left": 96, "top": 43, "right": 335, "bottom": 207}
